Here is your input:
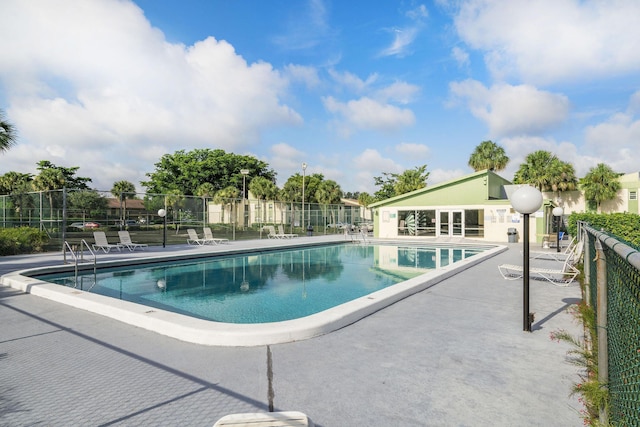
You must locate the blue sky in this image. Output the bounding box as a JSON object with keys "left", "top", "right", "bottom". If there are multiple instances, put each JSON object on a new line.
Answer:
{"left": 1, "top": 0, "right": 639, "bottom": 194}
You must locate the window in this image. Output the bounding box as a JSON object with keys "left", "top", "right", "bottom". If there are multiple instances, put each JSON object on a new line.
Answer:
{"left": 397, "top": 210, "right": 436, "bottom": 236}
{"left": 630, "top": 191, "right": 637, "bottom": 200}
{"left": 464, "top": 209, "right": 484, "bottom": 237}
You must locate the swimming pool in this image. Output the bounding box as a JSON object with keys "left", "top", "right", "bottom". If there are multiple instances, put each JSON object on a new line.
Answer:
{"left": 36, "top": 244, "right": 487, "bottom": 324}
{"left": 2, "top": 239, "right": 506, "bottom": 346}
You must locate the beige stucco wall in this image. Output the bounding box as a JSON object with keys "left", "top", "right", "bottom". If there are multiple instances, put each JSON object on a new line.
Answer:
{"left": 375, "top": 202, "right": 540, "bottom": 243}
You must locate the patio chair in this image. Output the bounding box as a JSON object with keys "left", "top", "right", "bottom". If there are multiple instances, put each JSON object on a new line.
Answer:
{"left": 278, "top": 224, "right": 298, "bottom": 238}
{"left": 92, "top": 231, "right": 124, "bottom": 253}
{"left": 530, "top": 238, "right": 583, "bottom": 263}
{"left": 213, "top": 411, "right": 313, "bottom": 427}
{"left": 117, "top": 230, "right": 148, "bottom": 251}
{"left": 498, "top": 254, "right": 580, "bottom": 286}
{"left": 202, "top": 227, "right": 229, "bottom": 244}
{"left": 263, "top": 225, "right": 282, "bottom": 239}
{"left": 186, "top": 228, "right": 214, "bottom": 245}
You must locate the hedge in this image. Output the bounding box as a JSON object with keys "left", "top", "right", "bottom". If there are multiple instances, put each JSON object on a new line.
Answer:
{"left": 567, "top": 212, "right": 640, "bottom": 249}
{"left": 0, "top": 227, "right": 50, "bottom": 255}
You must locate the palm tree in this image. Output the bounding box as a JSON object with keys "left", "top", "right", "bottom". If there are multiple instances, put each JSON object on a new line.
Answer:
{"left": 33, "top": 168, "right": 66, "bottom": 218}
{"left": 249, "top": 176, "right": 278, "bottom": 223}
{"left": 513, "top": 150, "right": 558, "bottom": 190}
{"left": 316, "top": 180, "right": 343, "bottom": 226}
{"left": 547, "top": 159, "right": 578, "bottom": 200}
{"left": 468, "top": 140, "right": 509, "bottom": 172}
{"left": 0, "top": 110, "right": 17, "bottom": 153}
{"left": 580, "top": 163, "right": 622, "bottom": 212}
{"left": 111, "top": 180, "right": 137, "bottom": 225}
{"left": 213, "top": 186, "right": 240, "bottom": 224}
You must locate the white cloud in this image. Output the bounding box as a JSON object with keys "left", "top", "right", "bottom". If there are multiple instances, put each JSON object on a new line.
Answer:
{"left": 451, "top": 46, "right": 470, "bottom": 68}
{"left": 379, "top": 28, "right": 420, "bottom": 58}
{"left": 284, "top": 64, "right": 321, "bottom": 89}
{"left": 395, "top": 142, "right": 429, "bottom": 158}
{"left": 323, "top": 96, "right": 415, "bottom": 137}
{"left": 449, "top": 80, "right": 570, "bottom": 137}
{"left": 429, "top": 168, "right": 466, "bottom": 185}
{"left": 0, "top": 0, "right": 302, "bottom": 190}
{"left": 328, "top": 69, "right": 378, "bottom": 93}
{"left": 375, "top": 82, "right": 421, "bottom": 105}
{"left": 454, "top": 0, "right": 640, "bottom": 84}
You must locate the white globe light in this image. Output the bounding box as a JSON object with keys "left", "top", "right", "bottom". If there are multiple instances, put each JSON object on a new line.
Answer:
{"left": 511, "top": 186, "right": 543, "bottom": 214}
{"left": 158, "top": 208, "right": 166, "bottom": 217}
{"left": 552, "top": 206, "right": 564, "bottom": 217}
{"left": 157, "top": 279, "right": 166, "bottom": 290}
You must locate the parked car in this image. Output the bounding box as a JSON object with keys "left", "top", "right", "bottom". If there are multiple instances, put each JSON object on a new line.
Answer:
{"left": 326, "top": 222, "right": 347, "bottom": 229}
{"left": 359, "top": 222, "right": 374, "bottom": 232}
{"left": 69, "top": 221, "right": 100, "bottom": 229}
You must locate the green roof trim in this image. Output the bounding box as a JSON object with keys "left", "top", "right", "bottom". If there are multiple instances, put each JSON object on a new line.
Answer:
{"left": 369, "top": 169, "right": 512, "bottom": 208}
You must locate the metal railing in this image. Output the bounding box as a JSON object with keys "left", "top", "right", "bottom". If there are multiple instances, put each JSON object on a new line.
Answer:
{"left": 580, "top": 222, "right": 640, "bottom": 426}
{"left": 63, "top": 239, "right": 96, "bottom": 288}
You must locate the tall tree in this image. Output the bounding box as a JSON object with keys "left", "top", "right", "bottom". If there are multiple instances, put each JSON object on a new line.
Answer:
{"left": 33, "top": 160, "right": 92, "bottom": 217}
{"left": 547, "top": 159, "right": 578, "bottom": 199}
{"left": 373, "top": 165, "right": 429, "bottom": 201}
{"left": 111, "top": 180, "right": 137, "bottom": 224}
{"left": 0, "top": 171, "right": 32, "bottom": 195}
{"left": 280, "top": 173, "right": 324, "bottom": 203}
{"left": 142, "top": 149, "right": 276, "bottom": 195}
{"left": 249, "top": 176, "right": 279, "bottom": 223}
{"left": 315, "top": 179, "right": 343, "bottom": 225}
{"left": 68, "top": 190, "right": 108, "bottom": 220}
{"left": 357, "top": 192, "right": 375, "bottom": 208}
{"left": 394, "top": 165, "right": 429, "bottom": 195}
{"left": 580, "top": 163, "right": 623, "bottom": 211}
{"left": 468, "top": 140, "right": 509, "bottom": 172}
{"left": 0, "top": 109, "right": 17, "bottom": 153}
{"left": 213, "top": 186, "right": 240, "bottom": 223}
{"left": 513, "top": 150, "right": 558, "bottom": 190}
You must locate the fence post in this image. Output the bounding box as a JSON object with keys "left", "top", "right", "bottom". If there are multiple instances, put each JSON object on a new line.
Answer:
{"left": 595, "top": 236, "right": 608, "bottom": 425}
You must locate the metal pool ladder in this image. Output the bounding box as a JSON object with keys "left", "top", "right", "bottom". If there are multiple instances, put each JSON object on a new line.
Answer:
{"left": 63, "top": 240, "right": 97, "bottom": 288}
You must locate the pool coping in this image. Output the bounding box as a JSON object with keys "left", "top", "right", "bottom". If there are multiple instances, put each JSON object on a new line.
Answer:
{"left": 1, "top": 240, "right": 507, "bottom": 347}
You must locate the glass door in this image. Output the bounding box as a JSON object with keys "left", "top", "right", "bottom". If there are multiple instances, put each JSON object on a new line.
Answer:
{"left": 439, "top": 210, "right": 464, "bottom": 237}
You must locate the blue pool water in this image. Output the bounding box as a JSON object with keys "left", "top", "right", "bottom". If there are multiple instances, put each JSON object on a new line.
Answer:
{"left": 37, "top": 243, "right": 487, "bottom": 324}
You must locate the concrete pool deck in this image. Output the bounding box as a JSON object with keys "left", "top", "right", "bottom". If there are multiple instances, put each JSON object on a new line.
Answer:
{"left": 0, "top": 236, "right": 583, "bottom": 425}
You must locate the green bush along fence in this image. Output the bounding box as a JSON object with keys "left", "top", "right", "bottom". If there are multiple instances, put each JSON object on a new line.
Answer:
{"left": 580, "top": 221, "right": 640, "bottom": 426}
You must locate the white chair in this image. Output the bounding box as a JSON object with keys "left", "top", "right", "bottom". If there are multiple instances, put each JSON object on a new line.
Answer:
{"left": 277, "top": 224, "right": 297, "bottom": 238}
{"left": 92, "top": 231, "right": 123, "bottom": 253}
{"left": 263, "top": 225, "right": 282, "bottom": 239}
{"left": 213, "top": 411, "right": 313, "bottom": 427}
{"left": 498, "top": 255, "right": 580, "bottom": 286}
{"left": 529, "top": 237, "right": 577, "bottom": 261}
{"left": 186, "top": 228, "right": 214, "bottom": 245}
{"left": 117, "top": 230, "right": 148, "bottom": 251}
{"left": 202, "top": 227, "right": 229, "bottom": 244}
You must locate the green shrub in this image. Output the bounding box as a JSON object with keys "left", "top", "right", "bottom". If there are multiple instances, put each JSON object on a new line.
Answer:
{"left": 568, "top": 212, "right": 640, "bottom": 248}
{"left": 0, "top": 227, "right": 50, "bottom": 255}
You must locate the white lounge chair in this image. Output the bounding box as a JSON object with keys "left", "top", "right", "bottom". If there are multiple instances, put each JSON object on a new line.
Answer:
{"left": 263, "top": 225, "right": 282, "bottom": 239}
{"left": 278, "top": 224, "right": 298, "bottom": 238}
{"left": 186, "top": 228, "right": 214, "bottom": 245}
{"left": 498, "top": 255, "right": 580, "bottom": 286}
{"left": 213, "top": 411, "right": 313, "bottom": 427}
{"left": 92, "top": 231, "right": 123, "bottom": 253}
{"left": 531, "top": 239, "right": 583, "bottom": 263}
{"left": 117, "top": 230, "right": 148, "bottom": 251}
{"left": 203, "top": 227, "right": 229, "bottom": 244}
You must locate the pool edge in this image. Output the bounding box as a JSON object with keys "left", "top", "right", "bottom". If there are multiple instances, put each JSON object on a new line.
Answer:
{"left": 1, "top": 243, "right": 507, "bottom": 347}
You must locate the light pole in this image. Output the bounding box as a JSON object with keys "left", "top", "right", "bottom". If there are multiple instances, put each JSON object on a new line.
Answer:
{"left": 158, "top": 208, "right": 167, "bottom": 248}
{"left": 241, "top": 169, "right": 249, "bottom": 228}
{"left": 511, "top": 185, "right": 543, "bottom": 332}
{"left": 552, "top": 206, "right": 564, "bottom": 253}
{"left": 301, "top": 162, "right": 307, "bottom": 232}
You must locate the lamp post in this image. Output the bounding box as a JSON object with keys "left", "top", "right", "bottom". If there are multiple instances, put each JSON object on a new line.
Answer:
{"left": 301, "top": 162, "right": 307, "bottom": 232}
{"left": 511, "top": 186, "right": 543, "bottom": 332}
{"left": 552, "top": 206, "right": 564, "bottom": 253}
{"left": 157, "top": 208, "right": 167, "bottom": 248}
{"left": 241, "top": 169, "right": 249, "bottom": 228}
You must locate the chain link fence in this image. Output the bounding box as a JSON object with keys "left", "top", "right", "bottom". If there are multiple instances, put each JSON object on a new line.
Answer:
{"left": 580, "top": 222, "right": 640, "bottom": 426}
{"left": 0, "top": 189, "right": 371, "bottom": 250}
